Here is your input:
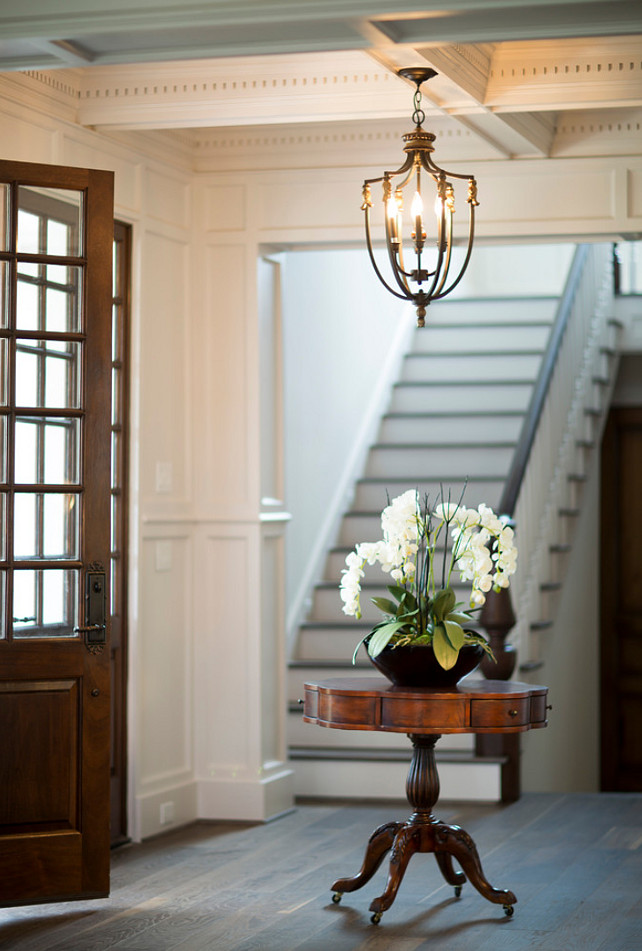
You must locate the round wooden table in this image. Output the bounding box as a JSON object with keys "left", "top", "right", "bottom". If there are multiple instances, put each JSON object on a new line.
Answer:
{"left": 303, "top": 677, "right": 548, "bottom": 924}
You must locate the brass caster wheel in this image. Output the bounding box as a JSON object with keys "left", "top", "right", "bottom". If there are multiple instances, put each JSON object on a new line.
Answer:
{"left": 331, "top": 892, "right": 342, "bottom": 904}
{"left": 503, "top": 905, "right": 514, "bottom": 918}
{"left": 371, "top": 912, "right": 382, "bottom": 925}
{"left": 454, "top": 885, "right": 462, "bottom": 898}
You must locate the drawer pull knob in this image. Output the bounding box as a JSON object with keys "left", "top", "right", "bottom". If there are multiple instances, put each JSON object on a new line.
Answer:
{"left": 508, "top": 709, "right": 518, "bottom": 718}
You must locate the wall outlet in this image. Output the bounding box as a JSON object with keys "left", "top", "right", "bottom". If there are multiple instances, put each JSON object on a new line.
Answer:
{"left": 160, "top": 801, "right": 175, "bottom": 825}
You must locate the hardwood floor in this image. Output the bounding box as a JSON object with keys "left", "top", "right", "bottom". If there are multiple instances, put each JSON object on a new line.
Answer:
{"left": 1, "top": 794, "right": 640, "bottom": 950}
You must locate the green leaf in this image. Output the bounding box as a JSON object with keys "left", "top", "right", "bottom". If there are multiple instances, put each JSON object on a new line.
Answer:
{"left": 433, "top": 587, "right": 456, "bottom": 622}
{"left": 371, "top": 597, "right": 398, "bottom": 616}
{"left": 432, "top": 623, "right": 459, "bottom": 670}
{"left": 447, "top": 611, "right": 474, "bottom": 627}
{"left": 443, "top": 619, "right": 465, "bottom": 650}
{"left": 387, "top": 585, "right": 407, "bottom": 602}
{"left": 399, "top": 590, "right": 418, "bottom": 613}
{"left": 351, "top": 631, "right": 371, "bottom": 665}
{"left": 367, "top": 621, "right": 409, "bottom": 658}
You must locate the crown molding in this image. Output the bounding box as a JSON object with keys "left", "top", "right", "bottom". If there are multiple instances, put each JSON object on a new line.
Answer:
{"left": 0, "top": 69, "right": 80, "bottom": 123}
{"left": 189, "top": 115, "right": 498, "bottom": 173}
{"left": 552, "top": 107, "right": 642, "bottom": 157}
{"left": 487, "top": 36, "right": 642, "bottom": 111}
{"left": 75, "top": 51, "right": 416, "bottom": 130}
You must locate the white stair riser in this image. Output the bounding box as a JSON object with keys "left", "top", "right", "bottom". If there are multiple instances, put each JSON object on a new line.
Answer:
{"left": 366, "top": 445, "right": 515, "bottom": 478}
{"left": 390, "top": 383, "right": 532, "bottom": 413}
{"left": 401, "top": 353, "right": 541, "bottom": 383}
{"left": 379, "top": 414, "right": 524, "bottom": 444}
{"left": 297, "top": 627, "right": 370, "bottom": 660}
{"left": 353, "top": 479, "right": 504, "bottom": 511}
{"left": 420, "top": 298, "right": 558, "bottom": 323}
{"left": 412, "top": 324, "right": 551, "bottom": 353}
{"left": 291, "top": 758, "right": 501, "bottom": 802}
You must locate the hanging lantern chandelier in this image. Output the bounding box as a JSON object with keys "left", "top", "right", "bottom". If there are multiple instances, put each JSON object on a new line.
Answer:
{"left": 361, "top": 67, "right": 479, "bottom": 327}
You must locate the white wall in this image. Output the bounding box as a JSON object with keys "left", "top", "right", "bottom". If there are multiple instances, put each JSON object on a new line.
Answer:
{"left": 281, "top": 248, "right": 412, "bottom": 623}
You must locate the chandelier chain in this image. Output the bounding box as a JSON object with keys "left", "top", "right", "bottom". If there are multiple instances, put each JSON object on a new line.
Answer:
{"left": 412, "top": 87, "right": 425, "bottom": 127}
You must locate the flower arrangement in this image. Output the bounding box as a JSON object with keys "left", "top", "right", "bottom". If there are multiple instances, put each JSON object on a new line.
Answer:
{"left": 340, "top": 489, "right": 518, "bottom": 671}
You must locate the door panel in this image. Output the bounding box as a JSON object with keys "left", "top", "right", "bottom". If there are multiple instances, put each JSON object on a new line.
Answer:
{"left": 601, "top": 406, "right": 642, "bottom": 792}
{"left": 0, "top": 160, "right": 114, "bottom": 904}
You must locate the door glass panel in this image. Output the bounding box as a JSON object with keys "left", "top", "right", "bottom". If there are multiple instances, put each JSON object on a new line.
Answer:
{"left": 16, "top": 266, "right": 82, "bottom": 333}
{"left": 14, "top": 492, "right": 79, "bottom": 560}
{"left": 0, "top": 344, "right": 7, "bottom": 405}
{"left": 15, "top": 340, "right": 81, "bottom": 408}
{"left": 0, "top": 493, "right": 6, "bottom": 559}
{"left": 16, "top": 279, "right": 39, "bottom": 330}
{"left": 0, "top": 570, "right": 5, "bottom": 638}
{"left": 17, "top": 187, "right": 83, "bottom": 257}
{"left": 14, "top": 417, "right": 80, "bottom": 485}
{"left": 0, "top": 184, "right": 8, "bottom": 252}
{"left": 13, "top": 567, "right": 79, "bottom": 638}
{"left": 0, "top": 261, "right": 8, "bottom": 327}
{"left": 0, "top": 416, "right": 6, "bottom": 479}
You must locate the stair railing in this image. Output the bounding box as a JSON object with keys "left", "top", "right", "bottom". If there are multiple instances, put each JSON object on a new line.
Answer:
{"left": 480, "top": 242, "right": 615, "bottom": 675}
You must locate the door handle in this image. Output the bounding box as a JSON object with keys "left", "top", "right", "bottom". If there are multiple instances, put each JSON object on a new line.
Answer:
{"left": 74, "top": 570, "right": 107, "bottom": 647}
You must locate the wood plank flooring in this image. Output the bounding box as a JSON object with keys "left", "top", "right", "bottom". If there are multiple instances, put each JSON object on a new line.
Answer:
{"left": 1, "top": 794, "right": 641, "bottom": 951}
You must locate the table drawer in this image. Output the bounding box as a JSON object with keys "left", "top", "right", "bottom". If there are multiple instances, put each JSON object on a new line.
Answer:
{"left": 470, "top": 697, "right": 530, "bottom": 728}
{"left": 381, "top": 696, "right": 466, "bottom": 731}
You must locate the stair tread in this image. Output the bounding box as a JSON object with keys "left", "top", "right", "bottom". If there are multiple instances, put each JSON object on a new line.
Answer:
{"left": 417, "top": 320, "right": 554, "bottom": 328}
{"left": 394, "top": 379, "right": 535, "bottom": 388}
{"left": 288, "top": 659, "right": 371, "bottom": 669}
{"left": 371, "top": 441, "right": 517, "bottom": 449}
{"left": 357, "top": 475, "right": 506, "bottom": 483}
{"left": 406, "top": 349, "right": 546, "bottom": 358}
{"left": 383, "top": 410, "right": 525, "bottom": 419}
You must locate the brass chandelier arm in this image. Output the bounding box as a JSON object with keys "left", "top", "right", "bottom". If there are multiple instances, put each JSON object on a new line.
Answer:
{"left": 384, "top": 207, "right": 415, "bottom": 298}
{"left": 433, "top": 204, "right": 477, "bottom": 300}
{"left": 364, "top": 206, "right": 412, "bottom": 302}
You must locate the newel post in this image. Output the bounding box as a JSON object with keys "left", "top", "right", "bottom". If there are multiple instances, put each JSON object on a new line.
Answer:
{"left": 476, "top": 548, "right": 520, "bottom": 802}
{"left": 479, "top": 587, "right": 517, "bottom": 681}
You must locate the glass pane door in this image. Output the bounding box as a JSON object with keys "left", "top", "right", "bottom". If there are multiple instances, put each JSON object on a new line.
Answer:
{"left": 4, "top": 186, "right": 86, "bottom": 638}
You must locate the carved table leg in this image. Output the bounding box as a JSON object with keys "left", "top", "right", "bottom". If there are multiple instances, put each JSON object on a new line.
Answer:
{"left": 369, "top": 825, "right": 421, "bottom": 919}
{"left": 331, "top": 821, "right": 402, "bottom": 899}
{"left": 433, "top": 823, "right": 517, "bottom": 912}
{"left": 434, "top": 849, "right": 467, "bottom": 895}
{"left": 329, "top": 733, "right": 518, "bottom": 923}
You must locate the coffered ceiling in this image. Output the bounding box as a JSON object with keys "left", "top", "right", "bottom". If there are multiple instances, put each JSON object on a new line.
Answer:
{"left": 1, "top": 1, "right": 641, "bottom": 162}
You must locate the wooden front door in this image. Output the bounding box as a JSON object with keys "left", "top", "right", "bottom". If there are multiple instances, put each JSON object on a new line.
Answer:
{"left": 0, "top": 160, "right": 114, "bottom": 904}
{"left": 601, "top": 405, "right": 642, "bottom": 792}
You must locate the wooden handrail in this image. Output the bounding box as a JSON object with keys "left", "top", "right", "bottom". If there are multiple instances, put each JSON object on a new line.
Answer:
{"left": 499, "top": 244, "right": 590, "bottom": 517}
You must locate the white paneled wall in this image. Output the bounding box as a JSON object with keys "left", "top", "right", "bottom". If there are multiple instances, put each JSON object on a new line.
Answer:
{"left": 1, "top": 72, "right": 641, "bottom": 837}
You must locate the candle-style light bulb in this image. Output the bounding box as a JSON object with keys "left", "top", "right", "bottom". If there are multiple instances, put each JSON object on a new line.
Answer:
{"left": 411, "top": 190, "right": 424, "bottom": 221}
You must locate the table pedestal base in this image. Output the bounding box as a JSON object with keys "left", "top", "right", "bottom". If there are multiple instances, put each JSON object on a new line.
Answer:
{"left": 330, "top": 735, "right": 517, "bottom": 924}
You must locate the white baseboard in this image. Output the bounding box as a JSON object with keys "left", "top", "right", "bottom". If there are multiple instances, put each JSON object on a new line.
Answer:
{"left": 135, "top": 779, "right": 198, "bottom": 841}
{"left": 197, "top": 767, "right": 295, "bottom": 822}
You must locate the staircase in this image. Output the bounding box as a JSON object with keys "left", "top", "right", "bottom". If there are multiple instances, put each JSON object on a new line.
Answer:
{"left": 287, "top": 294, "right": 559, "bottom": 801}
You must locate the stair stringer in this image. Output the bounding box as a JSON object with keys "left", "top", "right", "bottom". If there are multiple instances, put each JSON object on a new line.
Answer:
{"left": 508, "top": 244, "right": 618, "bottom": 668}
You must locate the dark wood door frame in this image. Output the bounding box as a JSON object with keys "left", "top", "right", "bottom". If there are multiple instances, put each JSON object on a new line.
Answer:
{"left": 110, "top": 221, "right": 131, "bottom": 847}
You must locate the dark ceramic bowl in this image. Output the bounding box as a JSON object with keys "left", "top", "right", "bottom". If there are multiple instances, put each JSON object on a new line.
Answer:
{"left": 369, "top": 642, "right": 485, "bottom": 688}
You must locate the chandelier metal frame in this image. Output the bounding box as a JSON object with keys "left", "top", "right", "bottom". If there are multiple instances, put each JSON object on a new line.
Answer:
{"left": 361, "top": 67, "right": 479, "bottom": 327}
